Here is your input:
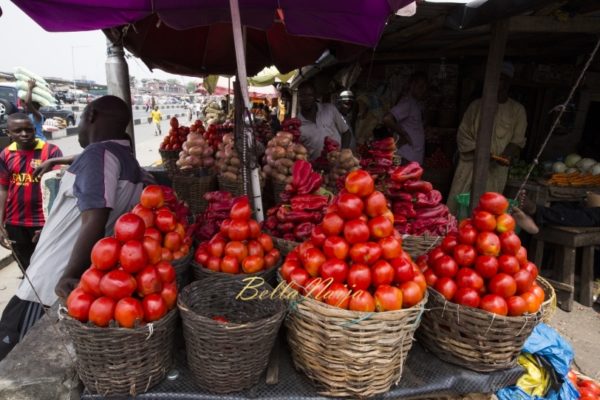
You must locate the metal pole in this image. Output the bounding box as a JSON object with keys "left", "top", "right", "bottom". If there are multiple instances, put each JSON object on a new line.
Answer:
{"left": 291, "top": 89, "right": 298, "bottom": 118}
{"left": 105, "top": 38, "right": 135, "bottom": 154}
{"left": 229, "top": 0, "right": 264, "bottom": 221}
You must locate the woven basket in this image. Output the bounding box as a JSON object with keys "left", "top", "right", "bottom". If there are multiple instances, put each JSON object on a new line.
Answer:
{"left": 537, "top": 276, "right": 557, "bottom": 323}
{"left": 159, "top": 150, "right": 179, "bottom": 177}
{"left": 178, "top": 277, "right": 285, "bottom": 393}
{"left": 417, "top": 287, "right": 541, "bottom": 372}
{"left": 172, "top": 249, "right": 193, "bottom": 290}
{"left": 191, "top": 260, "right": 278, "bottom": 285}
{"left": 286, "top": 292, "right": 427, "bottom": 398}
{"left": 402, "top": 235, "right": 442, "bottom": 259}
{"left": 60, "top": 307, "right": 177, "bottom": 396}
{"left": 172, "top": 173, "right": 217, "bottom": 214}
{"left": 272, "top": 237, "right": 299, "bottom": 257}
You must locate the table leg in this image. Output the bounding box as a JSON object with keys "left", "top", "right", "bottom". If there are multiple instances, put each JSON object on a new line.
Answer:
{"left": 580, "top": 246, "right": 594, "bottom": 307}
{"left": 531, "top": 239, "right": 544, "bottom": 271}
{"left": 559, "top": 246, "right": 576, "bottom": 312}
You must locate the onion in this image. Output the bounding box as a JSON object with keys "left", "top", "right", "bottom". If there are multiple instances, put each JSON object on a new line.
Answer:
{"left": 552, "top": 162, "right": 566, "bottom": 173}
{"left": 591, "top": 163, "right": 600, "bottom": 176}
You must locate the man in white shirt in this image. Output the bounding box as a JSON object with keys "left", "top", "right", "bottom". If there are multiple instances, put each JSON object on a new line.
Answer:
{"left": 297, "top": 81, "right": 351, "bottom": 160}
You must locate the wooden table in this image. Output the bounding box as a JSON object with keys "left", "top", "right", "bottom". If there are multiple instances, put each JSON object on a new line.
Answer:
{"left": 530, "top": 225, "right": 600, "bottom": 311}
{"left": 505, "top": 180, "right": 600, "bottom": 207}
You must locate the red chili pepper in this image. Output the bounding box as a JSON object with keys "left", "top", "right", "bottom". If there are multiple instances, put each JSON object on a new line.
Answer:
{"left": 392, "top": 201, "right": 416, "bottom": 218}
{"left": 290, "top": 194, "right": 329, "bottom": 211}
{"left": 390, "top": 162, "right": 424, "bottom": 183}
{"left": 415, "top": 204, "right": 448, "bottom": 219}
{"left": 280, "top": 222, "right": 295, "bottom": 232}
{"left": 282, "top": 233, "right": 296, "bottom": 241}
{"left": 294, "top": 222, "right": 314, "bottom": 242}
{"left": 402, "top": 180, "right": 433, "bottom": 193}
{"left": 414, "top": 190, "right": 443, "bottom": 208}
{"left": 387, "top": 191, "right": 413, "bottom": 203}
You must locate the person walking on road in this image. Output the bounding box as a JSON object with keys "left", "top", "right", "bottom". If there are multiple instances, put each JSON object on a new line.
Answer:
{"left": 151, "top": 105, "right": 162, "bottom": 136}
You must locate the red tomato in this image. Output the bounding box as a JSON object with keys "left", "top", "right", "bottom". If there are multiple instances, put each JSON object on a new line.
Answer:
{"left": 161, "top": 282, "right": 178, "bottom": 309}
{"left": 350, "top": 242, "right": 382, "bottom": 265}
{"left": 67, "top": 291, "right": 95, "bottom": 322}
{"left": 344, "top": 219, "right": 370, "bottom": 244}
{"left": 223, "top": 241, "right": 247, "bottom": 263}
{"left": 531, "top": 284, "right": 545, "bottom": 303}
{"left": 523, "top": 262, "right": 539, "bottom": 280}
{"left": 433, "top": 255, "right": 458, "bottom": 278}
{"left": 374, "top": 284, "right": 403, "bottom": 311}
{"left": 228, "top": 220, "right": 250, "bottom": 241}
{"left": 480, "top": 294, "right": 508, "bottom": 316}
{"left": 336, "top": 193, "right": 364, "bottom": 220}
{"left": 265, "top": 249, "right": 280, "bottom": 267}
{"left": 506, "top": 296, "right": 528, "bottom": 316}
{"left": 457, "top": 225, "right": 478, "bottom": 245}
{"left": 142, "top": 294, "right": 168, "bottom": 322}
{"left": 321, "top": 213, "right": 345, "bottom": 236}
{"left": 132, "top": 204, "right": 155, "bottom": 229}
{"left": 247, "top": 220, "right": 261, "bottom": 239}
{"left": 114, "top": 297, "right": 144, "bottom": 328}
{"left": 206, "top": 256, "right": 221, "bottom": 272}
{"left": 302, "top": 248, "right": 327, "bottom": 277}
{"left": 100, "top": 270, "right": 137, "bottom": 300}
{"left": 521, "top": 292, "right": 542, "bottom": 314}
{"left": 257, "top": 233, "right": 274, "bottom": 252}
{"left": 345, "top": 170, "right": 375, "bottom": 198}
{"left": 459, "top": 218, "right": 473, "bottom": 229}
{"left": 453, "top": 244, "right": 477, "bottom": 267}
{"left": 247, "top": 240, "right": 264, "bottom": 258}
{"left": 310, "top": 226, "right": 327, "bottom": 247}
{"left": 141, "top": 237, "right": 162, "bottom": 265}
{"left": 91, "top": 237, "right": 121, "bottom": 270}
{"left": 230, "top": 197, "right": 251, "bottom": 221}
{"left": 455, "top": 268, "right": 484, "bottom": 291}
{"left": 136, "top": 265, "right": 163, "bottom": 296}
{"left": 174, "top": 223, "right": 186, "bottom": 239}
{"left": 478, "top": 192, "right": 509, "bottom": 215}
{"left": 324, "top": 282, "right": 351, "bottom": 309}
{"left": 515, "top": 246, "right": 528, "bottom": 267}
{"left": 220, "top": 219, "right": 232, "bottom": 236}
{"left": 115, "top": 213, "right": 145, "bottom": 243}
{"left": 390, "top": 257, "right": 415, "bottom": 284}
{"left": 488, "top": 273, "right": 517, "bottom": 298}
{"left": 80, "top": 267, "right": 105, "bottom": 297}
{"left": 155, "top": 261, "right": 176, "bottom": 283}
{"left": 349, "top": 290, "right": 376, "bottom": 312}
{"left": 296, "top": 241, "right": 316, "bottom": 260}
{"left": 209, "top": 237, "right": 226, "bottom": 258}
{"left": 579, "top": 380, "right": 600, "bottom": 396}
{"left": 163, "top": 231, "right": 182, "bottom": 252}
{"left": 473, "top": 210, "right": 497, "bottom": 232}
{"left": 347, "top": 264, "right": 372, "bottom": 291}
{"left": 140, "top": 185, "right": 165, "bottom": 209}
{"left": 499, "top": 231, "right": 521, "bottom": 256}
{"left": 144, "top": 227, "right": 162, "bottom": 242}
{"left": 154, "top": 209, "right": 177, "bottom": 233}
{"left": 427, "top": 247, "right": 446, "bottom": 267}
{"left": 323, "top": 236, "right": 350, "bottom": 260}
{"left": 368, "top": 216, "right": 394, "bottom": 239}
{"left": 453, "top": 287, "right": 481, "bottom": 308}
{"left": 220, "top": 255, "right": 240, "bottom": 274}
{"left": 440, "top": 235, "right": 458, "bottom": 254}
{"left": 378, "top": 237, "right": 402, "bottom": 260}
{"left": 579, "top": 387, "right": 599, "bottom": 400}
{"left": 413, "top": 271, "right": 427, "bottom": 293}
{"left": 289, "top": 268, "right": 311, "bottom": 291}
{"left": 194, "top": 245, "right": 209, "bottom": 265}
{"left": 88, "top": 297, "right": 116, "bottom": 327}
{"left": 320, "top": 259, "right": 349, "bottom": 284}
{"left": 475, "top": 232, "right": 501, "bottom": 256}
{"left": 496, "top": 213, "right": 516, "bottom": 233}
{"left": 365, "top": 191, "right": 388, "bottom": 217}
{"left": 475, "top": 255, "right": 498, "bottom": 279}
{"left": 371, "top": 260, "right": 395, "bottom": 287}
{"left": 498, "top": 255, "right": 520, "bottom": 275}
{"left": 119, "top": 240, "right": 148, "bottom": 274}
{"left": 161, "top": 248, "right": 174, "bottom": 262}
{"left": 242, "top": 255, "right": 265, "bottom": 273}
{"left": 280, "top": 260, "right": 300, "bottom": 282}
{"left": 399, "top": 281, "right": 423, "bottom": 308}
{"left": 424, "top": 269, "right": 438, "bottom": 287}
{"left": 434, "top": 277, "right": 458, "bottom": 300}
{"left": 514, "top": 269, "right": 534, "bottom": 294}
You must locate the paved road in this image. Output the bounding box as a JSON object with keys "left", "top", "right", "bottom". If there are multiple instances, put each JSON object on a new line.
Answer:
{"left": 48, "top": 120, "right": 171, "bottom": 167}
{"left": 66, "top": 105, "right": 188, "bottom": 126}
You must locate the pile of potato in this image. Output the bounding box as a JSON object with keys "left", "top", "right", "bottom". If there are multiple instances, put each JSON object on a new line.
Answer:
{"left": 326, "top": 148, "right": 360, "bottom": 186}
{"left": 176, "top": 131, "right": 215, "bottom": 170}
{"left": 263, "top": 132, "right": 309, "bottom": 184}
{"left": 216, "top": 133, "right": 266, "bottom": 183}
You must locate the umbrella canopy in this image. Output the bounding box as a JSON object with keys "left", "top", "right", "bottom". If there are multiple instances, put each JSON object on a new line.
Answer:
{"left": 12, "top": 0, "right": 410, "bottom": 48}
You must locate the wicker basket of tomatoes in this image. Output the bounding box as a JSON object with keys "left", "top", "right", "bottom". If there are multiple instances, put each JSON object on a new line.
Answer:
{"left": 172, "top": 173, "right": 217, "bottom": 215}
{"left": 417, "top": 192, "right": 543, "bottom": 372}
{"left": 281, "top": 170, "right": 429, "bottom": 398}
{"left": 191, "top": 197, "right": 282, "bottom": 285}
{"left": 177, "top": 276, "right": 285, "bottom": 393}
{"left": 402, "top": 234, "right": 443, "bottom": 259}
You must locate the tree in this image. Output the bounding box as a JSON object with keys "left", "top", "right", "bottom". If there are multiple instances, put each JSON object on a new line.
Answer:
{"left": 166, "top": 79, "right": 178, "bottom": 85}
{"left": 186, "top": 82, "right": 198, "bottom": 93}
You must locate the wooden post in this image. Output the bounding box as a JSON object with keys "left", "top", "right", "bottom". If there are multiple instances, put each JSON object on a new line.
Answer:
{"left": 470, "top": 19, "right": 509, "bottom": 211}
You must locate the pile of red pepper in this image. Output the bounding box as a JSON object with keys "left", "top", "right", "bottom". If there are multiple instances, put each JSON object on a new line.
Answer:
{"left": 359, "top": 137, "right": 397, "bottom": 180}
{"left": 191, "top": 191, "right": 242, "bottom": 242}
{"left": 313, "top": 137, "right": 340, "bottom": 173}
{"left": 386, "top": 162, "right": 457, "bottom": 236}
{"left": 281, "top": 118, "right": 302, "bottom": 142}
{"left": 264, "top": 160, "right": 330, "bottom": 242}
{"left": 160, "top": 185, "right": 191, "bottom": 225}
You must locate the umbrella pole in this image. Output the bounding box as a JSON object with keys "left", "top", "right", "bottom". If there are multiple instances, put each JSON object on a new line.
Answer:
{"left": 229, "top": 0, "right": 264, "bottom": 221}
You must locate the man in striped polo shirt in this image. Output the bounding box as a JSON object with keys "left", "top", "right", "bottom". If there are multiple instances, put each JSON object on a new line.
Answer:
{"left": 0, "top": 113, "right": 62, "bottom": 269}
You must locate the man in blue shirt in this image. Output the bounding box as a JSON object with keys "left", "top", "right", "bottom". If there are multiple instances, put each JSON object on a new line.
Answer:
{"left": 23, "top": 80, "right": 45, "bottom": 140}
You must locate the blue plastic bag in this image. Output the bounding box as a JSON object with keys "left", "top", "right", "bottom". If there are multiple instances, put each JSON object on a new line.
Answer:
{"left": 496, "top": 323, "right": 580, "bottom": 400}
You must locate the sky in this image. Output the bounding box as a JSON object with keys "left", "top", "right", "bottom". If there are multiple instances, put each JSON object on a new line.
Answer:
{"left": 0, "top": 1, "right": 198, "bottom": 85}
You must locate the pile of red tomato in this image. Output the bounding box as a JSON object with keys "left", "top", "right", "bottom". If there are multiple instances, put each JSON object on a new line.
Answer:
{"left": 420, "top": 192, "right": 544, "bottom": 317}
{"left": 194, "top": 197, "right": 281, "bottom": 274}
{"left": 66, "top": 186, "right": 190, "bottom": 328}
{"left": 280, "top": 170, "right": 427, "bottom": 312}
{"left": 159, "top": 117, "right": 190, "bottom": 152}
{"left": 569, "top": 370, "right": 600, "bottom": 399}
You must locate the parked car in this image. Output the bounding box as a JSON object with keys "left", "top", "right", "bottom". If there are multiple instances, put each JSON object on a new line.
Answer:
{"left": 39, "top": 105, "right": 76, "bottom": 126}
{"left": 0, "top": 84, "right": 20, "bottom": 118}
{"left": 55, "top": 91, "right": 76, "bottom": 104}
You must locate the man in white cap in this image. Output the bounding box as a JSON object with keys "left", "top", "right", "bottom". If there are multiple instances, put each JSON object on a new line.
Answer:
{"left": 336, "top": 90, "right": 357, "bottom": 150}
{"left": 447, "top": 62, "right": 527, "bottom": 212}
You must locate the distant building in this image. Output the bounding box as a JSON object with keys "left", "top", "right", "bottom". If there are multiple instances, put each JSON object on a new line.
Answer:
{"left": 142, "top": 79, "right": 186, "bottom": 94}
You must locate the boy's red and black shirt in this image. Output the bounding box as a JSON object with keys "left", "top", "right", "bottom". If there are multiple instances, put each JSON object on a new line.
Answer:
{"left": 0, "top": 140, "right": 63, "bottom": 227}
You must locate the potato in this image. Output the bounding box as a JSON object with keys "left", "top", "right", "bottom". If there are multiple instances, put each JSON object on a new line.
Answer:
{"left": 202, "top": 147, "right": 213, "bottom": 157}
{"left": 227, "top": 166, "right": 238, "bottom": 174}
{"left": 263, "top": 165, "right": 273, "bottom": 175}
{"left": 271, "top": 146, "right": 286, "bottom": 159}
{"left": 223, "top": 172, "right": 238, "bottom": 181}
{"left": 293, "top": 143, "right": 307, "bottom": 155}
{"left": 339, "top": 149, "right": 354, "bottom": 163}
{"left": 285, "top": 176, "right": 293, "bottom": 184}
{"left": 273, "top": 173, "right": 287, "bottom": 183}
{"left": 229, "top": 157, "right": 241, "bottom": 167}
{"left": 279, "top": 158, "right": 294, "bottom": 168}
